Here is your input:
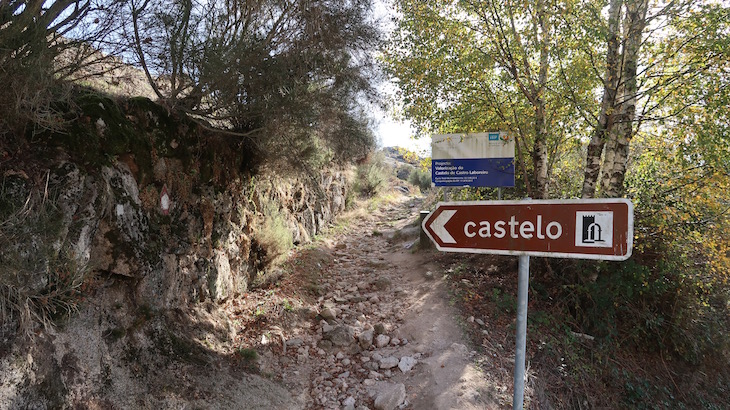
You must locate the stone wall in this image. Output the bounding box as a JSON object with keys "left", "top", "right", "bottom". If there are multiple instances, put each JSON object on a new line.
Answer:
{"left": 34, "top": 157, "right": 347, "bottom": 307}
{"left": 3, "top": 94, "right": 349, "bottom": 305}
{"left": 0, "top": 94, "right": 350, "bottom": 408}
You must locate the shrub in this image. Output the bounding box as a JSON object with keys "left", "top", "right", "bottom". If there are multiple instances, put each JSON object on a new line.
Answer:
{"left": 0, "top": 175, "right": 90, "bottom": 335}
{"left": 353, "top": 153, "right": 387, "bottom": 197}
{"left": 408, "top": 167, "right": 431, "bottom": 193}
{"left": 557, "top": 144, "right": 730, "bottom": 363}
{"left": 626, "top": 143, "right": 730, "bottom": 361}
{"left": 561, "top": 254, "right": 729, "bottom": 363}
{"left": 396, "top": 165, "right": 412, "bottom": 181}
{"left": 256, "top": 197, "right": 294, "bottom": 265}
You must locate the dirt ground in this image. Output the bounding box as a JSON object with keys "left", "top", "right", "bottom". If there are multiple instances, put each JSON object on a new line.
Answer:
{"left": 228, "top": 190, "right": 516, "bottom": 409}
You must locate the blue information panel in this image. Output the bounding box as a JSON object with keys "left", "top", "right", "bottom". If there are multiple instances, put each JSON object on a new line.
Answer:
{"left": 432, "top": 158, "right": 515, "bottom": 187}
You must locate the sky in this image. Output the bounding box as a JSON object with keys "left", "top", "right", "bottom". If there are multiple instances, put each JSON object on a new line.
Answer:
{"left": 374, "top": 114, "right": 430, "bottom": 155}
{"left": 371, "top": 95, "right": 431, "bottom": 155}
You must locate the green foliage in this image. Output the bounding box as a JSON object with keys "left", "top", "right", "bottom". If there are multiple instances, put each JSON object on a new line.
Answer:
{"left": 621, "top": 124, "right": 729, "bottom": 360}
{"left": 576, "top": 3, "right": 730, "bottom": 364}
{"left": 353, "top": 153, "right": 387, "bottom": 198}
{"left": 407, "top": 167, "right": 431, "bottom": 193}
{"left": 563, "top": 252, "right": 729, "bottom": 363}
{"left": 489, "top": 288, "right": 515, "bottom": 315}
{"left": 237, "top": 347, "right": 258, "bottom": 361}
{"left": 447, "top": 186, "right": 521, "bottom": 202}
{"left": 0, "top": 1, "right": 60, "bottom": 138}
{"left": 0, "top": 1, "right": 126, "bottom": 144}
{"left": 393, "top": 147, "right": 423, "bottom": 165}
{"left": 563, "top": 260, "right": 662, "bottom": 340}
{"left": 388, "top": 0, "right": 730, "bottom": 365}
{"left": 125, "top": 0, "right": 381, "bottom": 170}
{"left": 547, "top": 137, "right": 585, "bottom": 199}
{"left": 620, "top": 370, "right": 688, "bottom": 410}
{"left": 1, "top": 1, "right": 380, "bottom": 176}
{"left": 387, "top": 2, "right": 730, "bottom": 405}
{"left": 384, "top": 0, "right": 595, "bottom": 198}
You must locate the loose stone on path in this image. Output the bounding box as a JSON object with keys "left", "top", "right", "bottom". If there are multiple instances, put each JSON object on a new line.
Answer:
{"left": 398, "top": 356, "right": 417, "bottom": 373}
{"left": 375, "top": 334, "right": 390, "bottom": 348}
{"left": 372, "top": 382, "right": 407, "bottom": 410}
{"left": 259, "top": 192, "right": 495, "bottom": 409}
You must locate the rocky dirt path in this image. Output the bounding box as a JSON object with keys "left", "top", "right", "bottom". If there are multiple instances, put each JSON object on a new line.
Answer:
{"left": 254, "top": 192, "right": 502, "bottom": 409}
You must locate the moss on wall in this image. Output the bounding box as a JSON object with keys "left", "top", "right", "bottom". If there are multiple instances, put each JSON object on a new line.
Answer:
{"left": 36, "top": 88, "right": 245, "bottom": 193}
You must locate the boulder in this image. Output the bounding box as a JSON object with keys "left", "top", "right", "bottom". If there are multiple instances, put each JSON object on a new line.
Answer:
{"left": 320, "top": 307, "right": 337, "bottom": 321}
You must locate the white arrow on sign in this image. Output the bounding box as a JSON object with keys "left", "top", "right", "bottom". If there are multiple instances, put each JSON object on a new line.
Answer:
{"left": 429, "top": 210, "right": 457, "bottom": 244}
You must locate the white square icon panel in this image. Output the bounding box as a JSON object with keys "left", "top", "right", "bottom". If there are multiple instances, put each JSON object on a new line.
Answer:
{"left": 575, "top": 211, "right": 613, "bottom": 248}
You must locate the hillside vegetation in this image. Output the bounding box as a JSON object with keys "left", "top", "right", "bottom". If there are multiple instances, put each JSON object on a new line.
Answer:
{"left": 1, "top": 0, "right": 380, "bottom": 170}
{"left": 0, "top": 2, "right": 383, "bottom": 407}
{"left": 386, "top": 0, "right": 730, "bottom": 407}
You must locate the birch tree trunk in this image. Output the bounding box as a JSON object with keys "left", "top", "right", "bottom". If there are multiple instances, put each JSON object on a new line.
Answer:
{"left": 581, "top": 0, "right": 623, "bottom": 198}
{"left": 601, "top": 0, "right": 649, "bottom": 197}
{"left": 533, "top": 0, "right": 550, "bottom": 199}
{"left": 599, "top": 82, "right": 624, "bottom": 194}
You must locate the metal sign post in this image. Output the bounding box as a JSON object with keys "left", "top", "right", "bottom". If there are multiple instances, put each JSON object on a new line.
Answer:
{"left": 422, "top": 199, "right": 634, "bottom": 408}
{"left": 513, "top": 254, "right": 529, "bottom": 409}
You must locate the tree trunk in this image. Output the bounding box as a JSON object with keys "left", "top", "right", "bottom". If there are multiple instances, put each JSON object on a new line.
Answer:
{"left": 533, "top": 0, "right": 550, "bottom": 199}
{"left": 581, "top": 0, "right": 623, "bottom": 198}
{"left": 599, "top": 84, "right": 624, "bottom": 195}
{"left": 602, "top": 0, "right": 648, "bottom": 197}
{"left": 514, "top": 131, "right": 533, "bottom": 197}
{"left": 533, "top": 100, "right": 549, "bottom": 199}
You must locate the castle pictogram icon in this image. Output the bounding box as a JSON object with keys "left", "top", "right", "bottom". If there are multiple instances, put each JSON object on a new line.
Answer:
{"left": 582, "top": 215, "right": 604, "bottom": 244}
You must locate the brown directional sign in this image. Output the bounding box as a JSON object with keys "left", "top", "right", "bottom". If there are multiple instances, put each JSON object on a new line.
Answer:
{"left": 422, "top": 199, "right": 633, "bottom": 260}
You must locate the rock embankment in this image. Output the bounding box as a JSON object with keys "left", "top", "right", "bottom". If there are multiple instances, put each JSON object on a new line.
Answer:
{"left": 0, "top": 95, "right": 349, "bottom": 409}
